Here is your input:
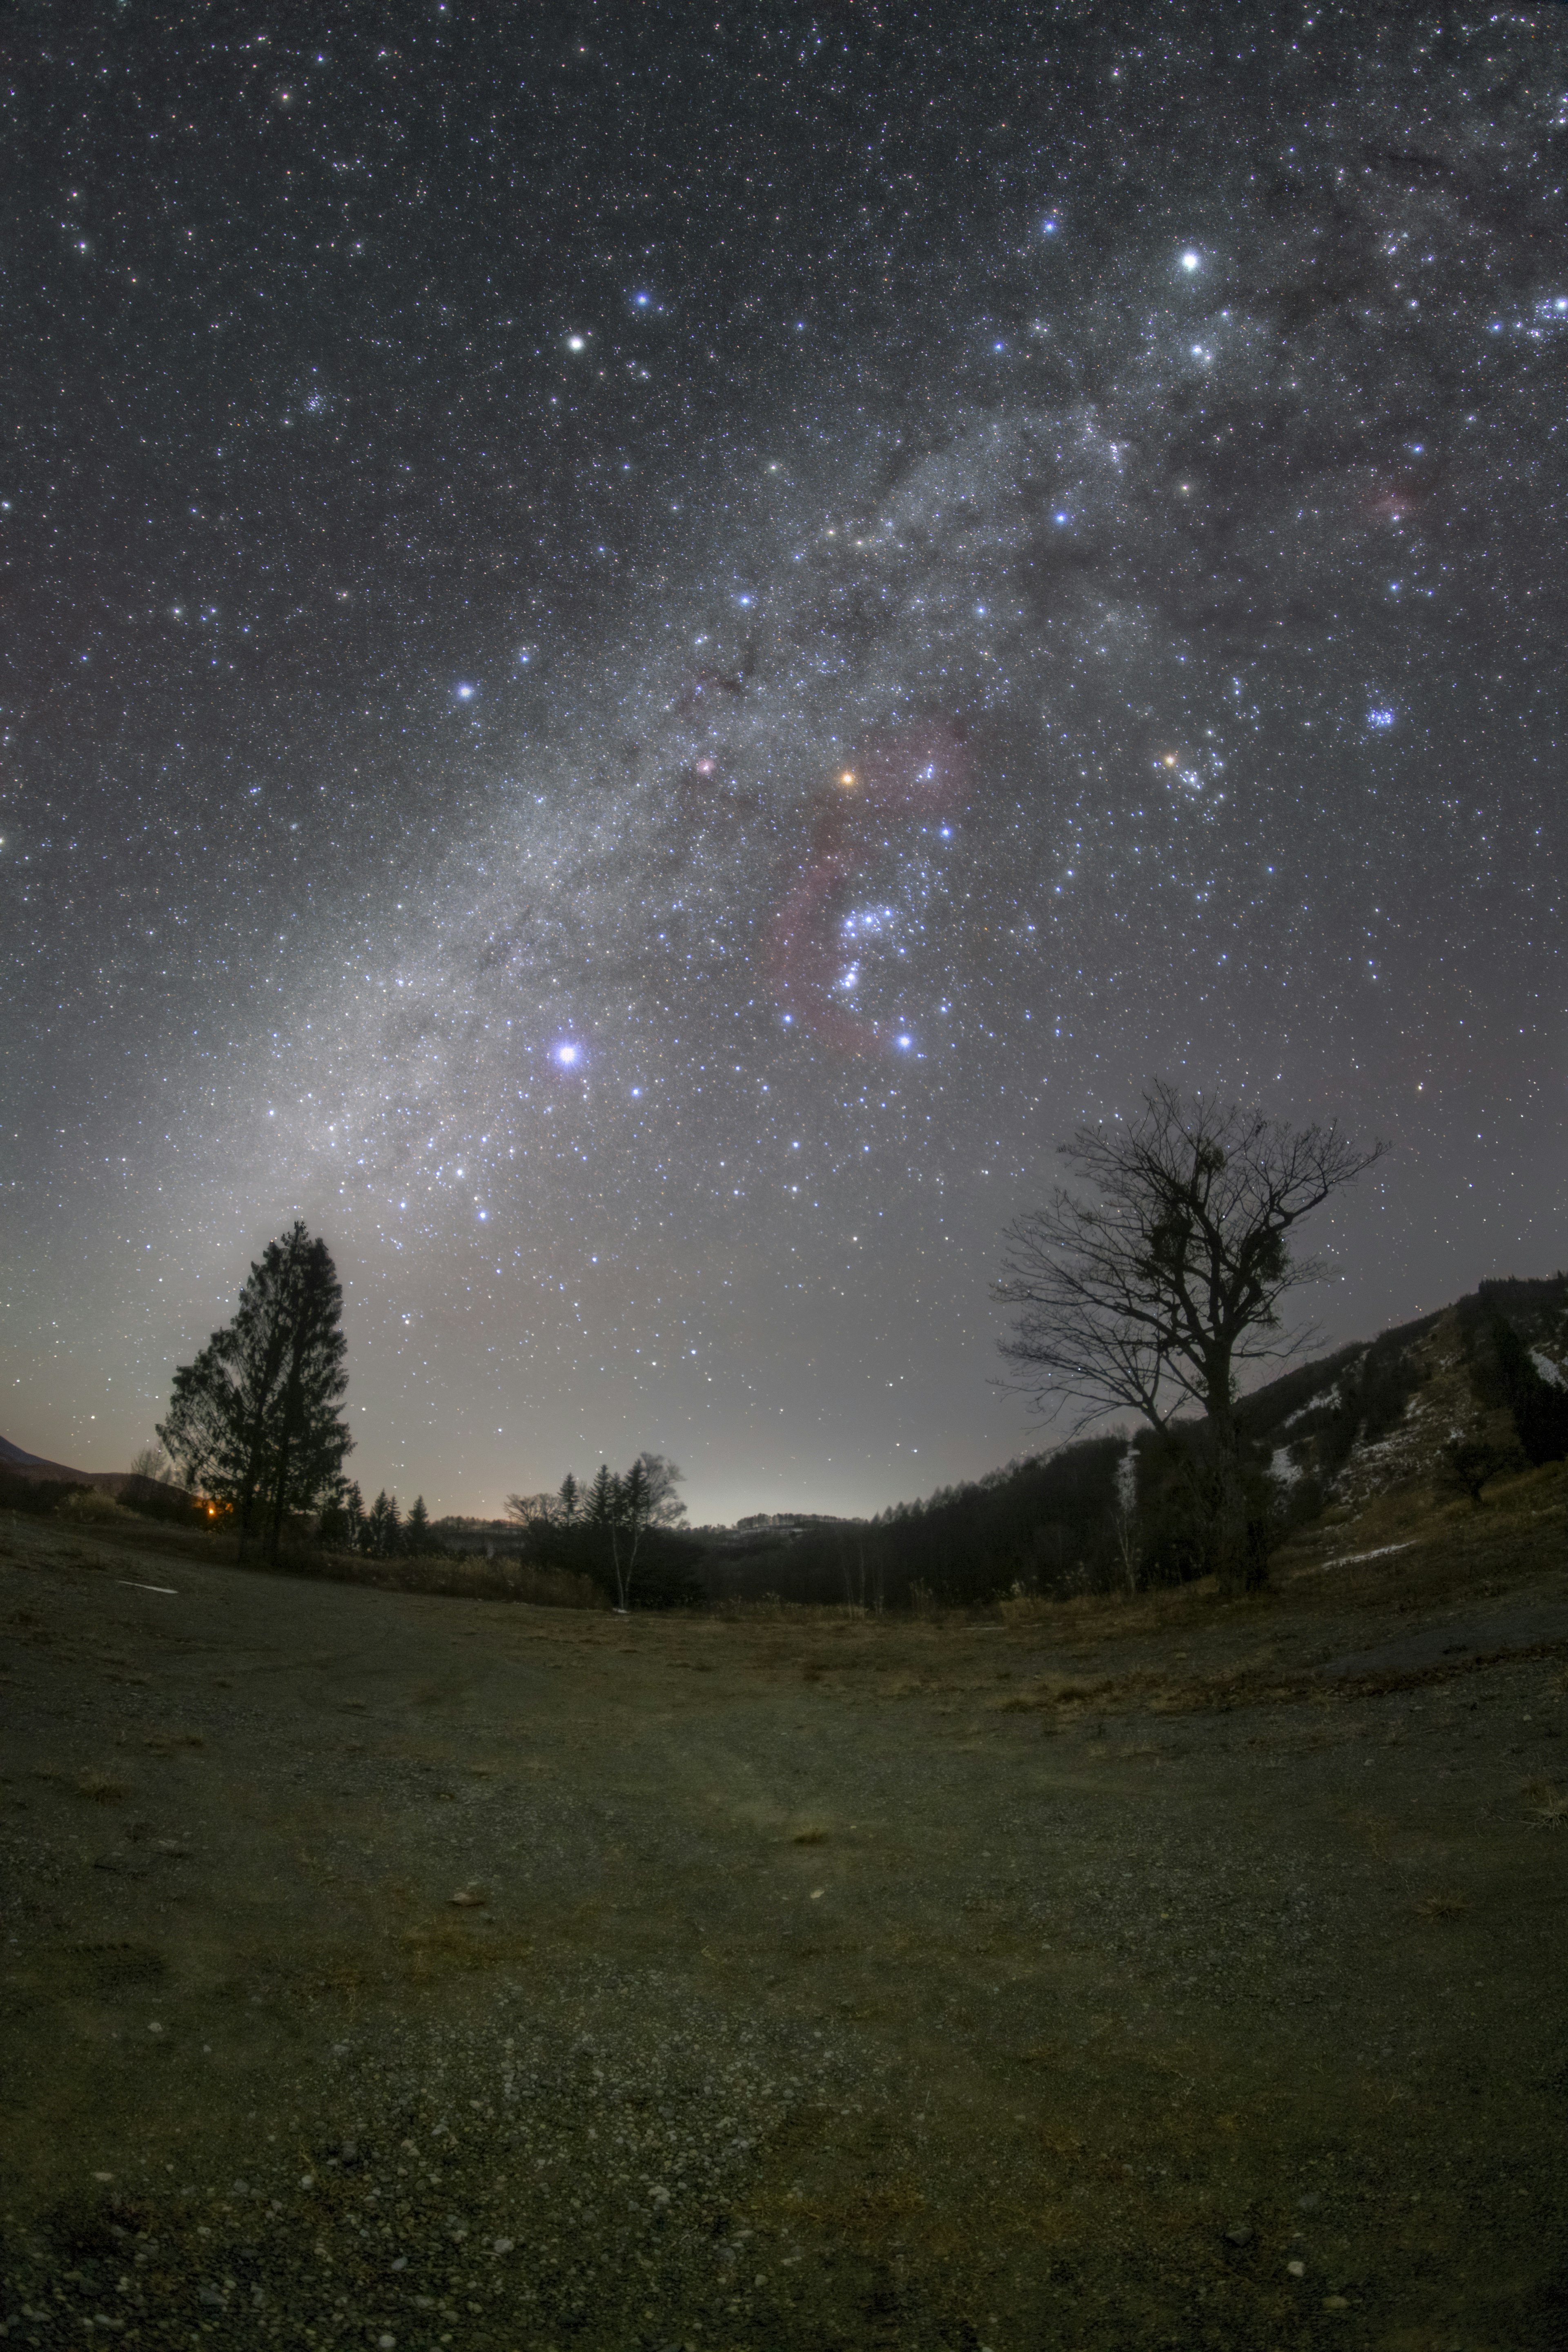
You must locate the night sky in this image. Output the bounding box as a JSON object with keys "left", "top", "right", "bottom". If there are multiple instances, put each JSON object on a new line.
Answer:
{"left": 4, "top": 5, "right": 1566, "bottom": 1522}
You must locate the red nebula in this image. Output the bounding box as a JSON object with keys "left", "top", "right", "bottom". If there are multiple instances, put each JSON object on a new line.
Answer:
{"left": 766, "top": 720, "right": 968, "bottom": 1056}
{"left": 1363, "top": 472, "right": 1438, "bottom": 527}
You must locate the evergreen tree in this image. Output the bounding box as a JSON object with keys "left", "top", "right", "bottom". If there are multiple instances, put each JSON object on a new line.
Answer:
{"left": 586, "top": 1463, "right": 619, "bottom": 1528}
{"left": 405, "top": 1494, "right": 431, "bottom": 1552}
{"left": 158, "top": 1222, "right": 354, "bottom": 1561}
{"left": 365, "top": 1490, "right": 401, "bottom": 1556}
{"left": 557, "top": 1470, "right": 579, "bottom": 1526}
{"left": 262, "top": 1232, "right": 352, "bottom": 1563}
{"left": 317, "top": 1477, "right": 357, "bottom": 1552}
{"left": 1490, "top": 1314, "right": 1568, "bottom": 1466}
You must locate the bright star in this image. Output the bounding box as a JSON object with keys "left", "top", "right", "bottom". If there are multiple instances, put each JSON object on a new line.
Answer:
{"left": 455, "top": 682, "right": 476, "bottom": 701}
{"left": 554, "top": 1042, "right": 581, "bottom": 1067}
{"left": 567, "top": 334, "right": 587, "bottom": 352}
{"left": 1181, "top": 250, "right": 1201, "bottom": 271}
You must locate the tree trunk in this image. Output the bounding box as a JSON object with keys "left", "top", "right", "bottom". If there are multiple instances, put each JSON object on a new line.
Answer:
{"left": 237, "top": 1456, "right": 266, "bottom": 1562}
{"left": 1201, "top": 1351, "right": 1269, "bottom": 1597}
{"left": 267, "top": 1429, "right": 292, "bottom": 1566}
{"left": 1211, "top": 1453, "right": 1251, "bottom": 1597}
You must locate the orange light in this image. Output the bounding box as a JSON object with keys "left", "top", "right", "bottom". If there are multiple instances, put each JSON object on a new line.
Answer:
{"left": 839, "top": 769, "right": 857, "bottom": 788}
{"left": 1162, "top": 753, "right": 1178, "bottom": 767}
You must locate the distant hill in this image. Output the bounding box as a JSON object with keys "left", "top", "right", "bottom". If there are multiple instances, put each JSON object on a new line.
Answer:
{"left": 0, "top": 1432, "right": 183, "bottom": 1503}
{"left": 708, "top": 1274, "right": 1568, "bottom": 1607}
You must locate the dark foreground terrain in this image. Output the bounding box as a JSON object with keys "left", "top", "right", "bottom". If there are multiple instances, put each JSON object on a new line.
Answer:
{"left": 2, "top": 1483, "right": 1566, "bottom": 2352}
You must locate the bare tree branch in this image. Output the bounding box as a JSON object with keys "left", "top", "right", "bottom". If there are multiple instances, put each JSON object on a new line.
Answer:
{"left": 994, "top": 1081, "right": 1386, "bottom": 1443}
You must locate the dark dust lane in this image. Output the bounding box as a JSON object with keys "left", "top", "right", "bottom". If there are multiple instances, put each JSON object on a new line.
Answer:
{"left": 3, "top": 1516, "right": 1567, "bottom": 2349}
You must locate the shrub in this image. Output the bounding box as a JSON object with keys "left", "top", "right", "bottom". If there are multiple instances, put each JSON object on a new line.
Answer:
{"left": 56, "top": 1487, "right": 127, "bottom": 1522}
{"left": 1437, "top": 1437, "right": 1521, "bottom": 1508}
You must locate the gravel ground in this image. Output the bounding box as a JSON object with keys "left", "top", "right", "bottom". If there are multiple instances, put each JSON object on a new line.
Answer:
{"left": 2, "top": 1502, "right": 1566, "bottom": 2350}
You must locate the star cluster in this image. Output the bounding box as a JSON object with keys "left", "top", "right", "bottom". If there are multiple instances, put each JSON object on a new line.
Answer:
{"left": 3, "top": 7, "right": 1566, "bottom": 1517}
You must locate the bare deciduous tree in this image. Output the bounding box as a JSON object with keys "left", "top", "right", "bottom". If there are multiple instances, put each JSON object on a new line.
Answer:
{"left": 505, "top": 1490, "right": 559, "bottom": 1529}
{"left": 995, "top": 1083, "right": 1384, "bottom": 1591}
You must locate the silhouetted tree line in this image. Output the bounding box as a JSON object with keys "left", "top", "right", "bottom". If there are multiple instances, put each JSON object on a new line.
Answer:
{"left": 133, "top": 1187, "right": 1568, "bottom": 1615}
{"left": 695, "top": 1276, "right": 1568, "bottom": 1609}
{"left": 700, "top": 1424, "right": 1301, "bottom": 1610}
{"left": 1438, "top": 1275, "right": 1568, "bottom": 1500}
{"left": 0, "top": 1474, "right": 93, "bottom": 1517}
{"left": 721, "top": 1441, "right": 1131, "bottom": 1608}
{"left": 318, "top": 1484, "right": 434, "bottom": 1557}
{"left": 506, "top": 1457, "right": 703, "bottom": 1609}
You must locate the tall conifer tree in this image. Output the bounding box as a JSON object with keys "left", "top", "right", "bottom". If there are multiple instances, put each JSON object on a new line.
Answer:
{"left": 159, "top": 1222, "right": 353, "bottom": 1560}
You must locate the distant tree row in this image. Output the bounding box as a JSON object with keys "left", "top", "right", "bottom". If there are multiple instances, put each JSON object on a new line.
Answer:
{"left": 506, "top": 1455, "right": 693, "bottom": 1609}
{"left": 319, "top": 1483, "right": 432, "bottom": 1557}
{"left": 150, "top": 1092, "right": 1566, "bottom": 1618}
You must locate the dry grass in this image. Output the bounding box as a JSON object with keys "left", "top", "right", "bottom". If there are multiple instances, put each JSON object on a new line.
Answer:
{"left": 1414, "top": 1891, "right": 1470, "bottom": 1919}
{"left": 1522, "top": 1776, "right": 1568, "bottom": 1828}
{"left": 301, "top": 1549, "right": 607, "bottom": 1610}
{"left": 74, "top": 1768, "right": 128, "bottom": 1802}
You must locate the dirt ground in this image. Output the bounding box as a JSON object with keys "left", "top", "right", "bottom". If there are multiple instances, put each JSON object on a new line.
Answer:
{"left": 2, "top": 1486, "right": 1566, "bottom": 2352}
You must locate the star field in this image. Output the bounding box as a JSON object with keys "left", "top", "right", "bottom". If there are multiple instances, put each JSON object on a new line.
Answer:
{"left": 4, "top": 7, "right": 1566, "bottom": 1518}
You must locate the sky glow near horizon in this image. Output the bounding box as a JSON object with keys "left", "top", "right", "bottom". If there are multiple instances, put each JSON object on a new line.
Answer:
{"left": 2, "top": 9, "right": 1566, "bottom": 1522}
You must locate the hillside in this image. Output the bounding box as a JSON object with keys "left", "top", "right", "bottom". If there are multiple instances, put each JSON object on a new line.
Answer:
{"left": 0, "top": 1433, "right": 177, "bottom": 1506}
{"left": 7, "top": 1274, "right": 1566, "bottom": 1610}
{"left": 721, "top": 1275, "right": 1568, "bottom": 1609}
